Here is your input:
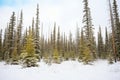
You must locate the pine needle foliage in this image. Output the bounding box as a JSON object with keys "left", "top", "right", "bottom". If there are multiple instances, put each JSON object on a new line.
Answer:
{"left": 20, "top": 28, "right": 38, "bottom": 67}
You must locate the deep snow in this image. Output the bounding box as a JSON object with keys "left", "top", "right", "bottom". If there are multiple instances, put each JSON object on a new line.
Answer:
{"left": 0, "top": 60, "right": 120, "bottom": 80}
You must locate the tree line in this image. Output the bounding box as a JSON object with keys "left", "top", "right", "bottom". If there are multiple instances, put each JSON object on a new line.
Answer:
{"left": 0, "top": 0, "right": 120, "bottom": 67}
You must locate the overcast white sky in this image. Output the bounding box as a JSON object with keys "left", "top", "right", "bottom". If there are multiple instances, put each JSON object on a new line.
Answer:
{"left": 0, "top": 0, "right": 120, "bottom": 39}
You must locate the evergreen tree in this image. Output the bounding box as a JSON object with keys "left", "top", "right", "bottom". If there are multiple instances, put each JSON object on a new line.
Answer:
{"left": 17, "top": 10, "right": 23, "bottom": 55}
{"left": 60, "top": 34, "right": 64, "bottom": 60}
{"left": 68, "top": 32, "right": 75, "bottom": 60}
{"left": 52, "top": 23, "right": 60, "bottom": 63}
{"left": 79, "top": 29, "right": 84, "bottom": 61}
{"left": 57, "top": 26, "right": 60, "bottom": 55}
{"left": 32, "top": 17, "right": 35, "bottom": 37}
{"left": 43, "top": 38, "right": 50, "bottom": 64}
{"left": 8, "top": 12, "right": 16, "bottom": 58}
{"left": 82, "top": 0, "right": 95, "bottom": 61}
{"left": 21, "top": 28, "right": 28, "bottom": 51}
{"left": 35, "top": 4, "right": 41, "bottom": 58}
{"left": 82, "top": 45, "right": 93, "bottom": 64}
{"left": 79, "top": 29, "right": 93, "bottom": 64}
{"left": 64, "top": 37, "right": 69, "bottom": 60}
{"left": 53, "top": 47, "right": 60, "bottom": 63}
{"left": 41, "top": 35, "right": 45, "bottom": 59}
{"left": 57, "top": 26, "right": 63, "bottom": 61}
{"left": 53, "top": 22, "right": 56, "bottom": 49}
{"left": 108, "top": 0, "right": 116, "bottom": 62}
{"left": 98, "top": 26, "right": 104, "bottom": 58}
{"left": 49, "top": 32, "right": 53, "bottom": 59}
{"left": 20, "top": 28, "right": 38, "bottom": 67}
{"left": 60, "top": 33, "right": 66, "bottom": 60}
{"left": 108, "top": 33, "right": 114, "bottom": 63}
{"left": 105, "top": 27, "right": 109, "bottom": 58}
{"left": 88, "top": 8, "right": 96, "bottom": 58}
{"left": 3, "top": 26, "right": 9, "bottom": 60}
{"left": 11, "top": 31, "right": 19, "bottom": 65}
{"left": 113, "top": 0, "right": 120, "bottom": 61}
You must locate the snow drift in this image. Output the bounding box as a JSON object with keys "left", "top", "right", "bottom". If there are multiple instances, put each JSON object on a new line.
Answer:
{"left": 0, "top": 60, "right": 120, "bottom": 80}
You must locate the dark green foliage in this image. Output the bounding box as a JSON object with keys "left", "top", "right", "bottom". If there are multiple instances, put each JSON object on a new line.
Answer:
{"left": 108, "top": 0, "right": 116, "bottom": 62}
{"left": 35, "top": 4, "right": 41, "bottom": 58}
{"left": 17, "top": 10, "right": 23, "bottom": 55}
{"left": 9, "top": 12, "right": 16, "bottom": 58}
{"left": 113, "top": 0, "right": 120, "bottom": 61}
{"left": 82, "top": 0, "right": 96, "bottom": 62}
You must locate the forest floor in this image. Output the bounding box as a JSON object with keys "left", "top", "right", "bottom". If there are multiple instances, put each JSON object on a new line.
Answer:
{"left": 0, "top": 59, "right": 120, "bottom": 80}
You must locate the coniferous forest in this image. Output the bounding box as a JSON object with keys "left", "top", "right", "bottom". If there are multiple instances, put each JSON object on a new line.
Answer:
{"left": 0, "top": 0, "right": 120, "bottom": 68}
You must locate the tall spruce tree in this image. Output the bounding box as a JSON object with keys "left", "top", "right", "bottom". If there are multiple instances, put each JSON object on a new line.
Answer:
{"left": 79, "top": 29, "right": 84, "bottom": 60}
{"left": 21, "top": 28, "right": 28, "bottom": 51}
{"left": 3, "top": 27, "right": 9, "bottom": 60}
{"left": 20, "top": 28, "right": 38, "bottom": 67}
{"left": 68, "top": 32, "right": 75, "bottom": 60}
{"left": 35, "top": 4, "right": 41, "bottom": 58}
{"left": 105, "top": 27, "right": 109, "bottom": 58}
{"left": 53, "top": 22, "right": 56, "bottom": 49}
{"left": 57, "top": 26, "right": 60, "bottom": 54}
{"left": 57, "top": 26, "right": 63, "bottom": 61}
{"left": 11, "top": 31, "right": 19, "bottom": 64}
{"left": 52, "top": 23, "right": 60, "bottom": 63}
{"left": 82, "top": 0, "right": 95, "bottom": 61}
{"left": 62, "top": 33, "right": 66, "bottom": 60}
{"left": 32, "top": 17, "right": 35, "bottom": 37}
{"left": 60, "top": 33, "right": 64, "bottom": 59}
{"left": 108, "top": 0, "right": 116, "bottom": 62}
{"left": 9, "top": 12, "right": 16, "bottom": 58}
{"left": 40, "top": 34, "right": 45, "bottom": 59}
{"left": 108, "top": 33, "right": 114, "bottom": 63}
{"left": 113, "top": 0, "right": 120, "bottom": 61}
{"left": 65, "top": 36, "right": 69, "bottom": 60}
{"left": 17, "top": 10, "right": 23, "bottom": 55}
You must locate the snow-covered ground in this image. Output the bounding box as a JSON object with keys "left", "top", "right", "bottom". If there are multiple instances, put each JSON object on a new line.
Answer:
{"left": 0, "top": 60, "right": 120, "bottom": 80}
